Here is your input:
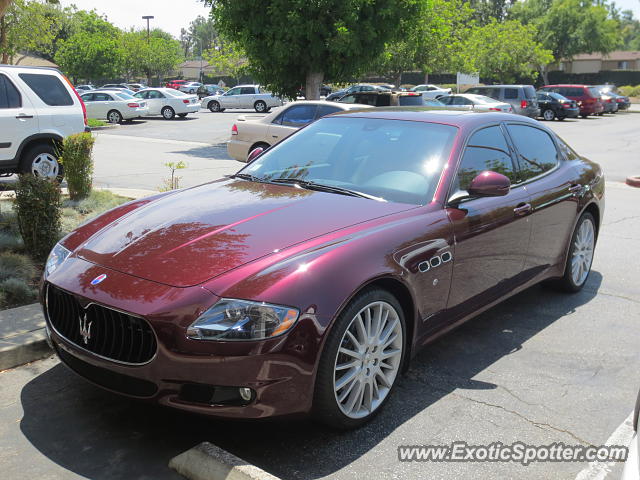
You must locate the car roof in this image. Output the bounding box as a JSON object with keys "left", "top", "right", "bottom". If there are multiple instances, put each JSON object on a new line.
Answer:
{"left": 542, "top": 84, "right": 590, "bottom": 88}
{"left": 331, "top": 107, "right": 537, "bottom": 128}
{"left": 474, "top": 84, "right": 533, "bottom": 88}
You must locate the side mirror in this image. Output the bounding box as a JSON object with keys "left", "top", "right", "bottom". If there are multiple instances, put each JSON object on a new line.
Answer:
{"left": 467, "top": 171, "right": 511, "bottom": 197}
{"left": 247, "top": 147, "right": 265, "bottom": 163}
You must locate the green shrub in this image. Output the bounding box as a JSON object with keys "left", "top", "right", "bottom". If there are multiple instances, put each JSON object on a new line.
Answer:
{"left": 59, "top": 133, "right": 95, "bottom": 200}
{"left": 0, "top": 277, "right": 37, "bottom": 308}
{"left": 13, "top": 174, "right": 62, "bottom": 262}
{"left": 619, "top": 85, "right": 640, "bottom": 97}
{"left": 0, "top": 231, "right": 23, "bottom": 251}
{"left": 87, "top": 118, "right": 107, "bottom": 128}
{"left": 0, "top": 252, "right": 34, "bottom": 282}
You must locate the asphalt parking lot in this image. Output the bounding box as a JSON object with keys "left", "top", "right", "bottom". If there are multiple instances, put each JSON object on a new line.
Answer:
{"left": 1, "top": 107, "right": 639, "bottom": 480}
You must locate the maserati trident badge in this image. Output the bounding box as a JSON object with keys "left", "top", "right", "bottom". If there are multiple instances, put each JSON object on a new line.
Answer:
{"left": 79, "top": 312, "right": 92, "bottom": 345}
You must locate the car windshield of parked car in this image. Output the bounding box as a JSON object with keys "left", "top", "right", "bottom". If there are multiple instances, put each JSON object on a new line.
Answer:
{"left": 239, "top": 117, "right": 458, "bottom": 205}
{"left": 165, "top": 89, "right": 187, "bottom": 97}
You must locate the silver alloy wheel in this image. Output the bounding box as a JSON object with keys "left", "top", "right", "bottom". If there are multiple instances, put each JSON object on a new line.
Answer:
{"left": 571, "top": 218, "right": 595, "bottom": 286}
{"left": 108, "top": 110, "right": 121, "bottom": 123}
{"left": 31, "top": 153, "right": 59, "bottom": 179}
{"left": 333, "top": 301, "right": 403, "bottom": 419}
{"left": 162, "top": 107, "right": 174, "bottom": 119}
{"left": 255, "top": 101, "right": 266, "bottom": 112}
{"left": 209, "top": 101, "right": 220, "bottom": 112}
{"left": 543, "top": 109, "right": 555, "bottom": 121}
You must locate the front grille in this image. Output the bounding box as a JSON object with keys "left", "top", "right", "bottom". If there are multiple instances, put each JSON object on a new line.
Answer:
{"left": 46, "top": 284, "right": 157, "bottom": 364}
{"left": 57, "top": 346, "right": 158, "bottom": 397}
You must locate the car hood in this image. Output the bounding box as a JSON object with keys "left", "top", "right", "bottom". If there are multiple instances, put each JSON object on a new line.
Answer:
{"left": 76, "top": 179, "right": 414, "bottom": 287}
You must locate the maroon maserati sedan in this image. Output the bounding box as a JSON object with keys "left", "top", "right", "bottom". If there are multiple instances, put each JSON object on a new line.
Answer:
{"left": 42, "top": 108, "right": 604, "bottom": 429}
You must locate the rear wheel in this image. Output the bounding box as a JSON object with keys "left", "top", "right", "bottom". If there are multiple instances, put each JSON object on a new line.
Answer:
{"left": 20, "top": 143, "right": 64, "bottom": 182}
{"left": 552, "top": 212, "right": 596, "bottom": 292}
{"left": 107, "top": 110, "right": 122, "bottom": 124}
{"left": 542, "top": 109, "right": 555, "bottom": 121}
{"left": 161, "top": 106, "right": 175, "bottom": 120}
{"left": 313, "top": 288, "right": 405, "bottom": 429}
{"left": 254, "top": 100, "right": 267, "bottom": 113}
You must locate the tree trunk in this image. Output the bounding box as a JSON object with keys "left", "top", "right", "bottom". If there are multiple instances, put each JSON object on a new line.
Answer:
{"left": 0, "top": 0, "right": 11, "bottom": 20}
{"left": 540, "top": 65, "right": 549, "bottom": 85}
{"left": 305, "top": 71, "right": 323, "bottom": 100}
{"left": 395, "top": 71, "right": 403, "bottom": 90}
{"left": 424, "top": 72, "right": 429, "bottom": 84}
{"left": 0, "top": 15, "right": 7, "bottom": 64}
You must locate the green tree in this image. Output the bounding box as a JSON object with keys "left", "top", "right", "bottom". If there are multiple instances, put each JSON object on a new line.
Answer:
{"left": 0, "top": 0, "right": 59, "bottom": 64}
{"left": 616, "top": 9, "right": 640, "bottom": 50}
{"left": 205, "top": 44, "right": 247, "bottom": 84}
{"left": 511, "top": 0, "right": 620, "bottom": 83}
{"left": 188, "top": 14, "right": 220, "bottom": 58}
{"left": 142, "top": 30, "right": 183, "bottom": 84}
{"left": 206, "top": 0, "right": 418, "bottom": 100}
{"left": 464, "top": 19, "right": 553, "bottom": 83}
{"left": 54, "top": 30, "right": 122, "bottom": 83}
{"left": 119, "top": 30, "right": 148, "bottom": 81}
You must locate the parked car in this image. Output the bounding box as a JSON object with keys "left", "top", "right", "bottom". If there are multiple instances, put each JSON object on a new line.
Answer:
{"left": 337, "top": 91, "right": 425, "bottom": 106}
{"left": 227, "top": 100, "right": 372, "bottom": 162}
{"left": 75, "top": 84, "right": 95, "bottom": 91}
{"left": 179, "top": 81, "right": 203, "bottom": 94}
{"left": 0, "top": 65, "right": 86, "bottom": 180}
{"left": 464, "top": 85, "right": 539, "bottom": 118}
{"left": 536, "top": 91, "right": 579, "bottom": 121}
{"left": 165, "top": 79, "right": 188, "bottom": 90}
{"left": 133, "top": 87, "right": 200, "bottom": 119}
{"left": 80, "top": 90, "right": 149, "bottom": 123}
{"left": 622, "top": 389, "right": 640, "bottom": 479}
{"left": 592, "top": 85, "right": 619, "bottom": 113}
{"left": 539, "top": 85, "right": 604, "bottom": 118}
{"left": 438, "top": 94, "right": 513, "bottom": 112}
{"left": 126, "top": 83, "right": 145, "bottom": 92}
{"left": 598, "top": 85, "right": 631, "bottom": 110}
{"left": 99, "top": 87, "right": 137, "bottom": 96}
{"left": 410, "top": 84, "right": 452, "bottom": 99}
{"left": 101, "top": 83, "right": 129, "bottom": 89}
{"left": 197, "top": 84, "right": 225, "bottom": 99}
{"left": 325, "top": 84, "right": 385, "bottom": 101}
{"left": 42, "top": 109, "right": 603, "bottom": 429}
{"left": 201, "top": 85, "right": 283, "bottom": 113}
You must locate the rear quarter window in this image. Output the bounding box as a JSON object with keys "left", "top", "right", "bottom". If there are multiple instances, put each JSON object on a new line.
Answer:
{"left": 504, "top": 88, "right": 519, "bottom": 99}
{"left": 524, "top": 86, "right": 536, "bottom": 99}
{"left": 18, "top": 73, "right": 73, "bottom": 106}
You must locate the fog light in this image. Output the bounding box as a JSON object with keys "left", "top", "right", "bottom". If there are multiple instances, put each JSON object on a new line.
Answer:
{"left": 239, "top": 387, "right": 252, "bottom": 402}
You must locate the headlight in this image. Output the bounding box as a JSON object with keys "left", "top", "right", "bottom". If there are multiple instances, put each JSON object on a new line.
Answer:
{"left": 45, "top": 243, "right": 71, "bottom": 278}
{"left": 187, "top": 298, "right": 299, "bottom": 341}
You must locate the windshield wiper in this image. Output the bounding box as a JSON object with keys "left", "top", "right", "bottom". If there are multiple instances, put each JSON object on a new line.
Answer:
{"left": 270, "top": 178, "right": 385, "bottom": 201}
{"left": 232, "top": 173, "right": 265, "bottom": 182}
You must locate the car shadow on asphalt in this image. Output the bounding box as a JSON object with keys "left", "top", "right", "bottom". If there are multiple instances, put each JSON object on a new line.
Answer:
{"left": 19, "top": 272, "right": 603, "bottom": 480}
{"left": 170, "top": 143, "right": 233, "bottom": 160}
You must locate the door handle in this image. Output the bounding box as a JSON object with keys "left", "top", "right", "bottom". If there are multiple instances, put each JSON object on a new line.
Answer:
{"left": 568, "top": 184, "right": 582, "bottom": 194}
{"left": 15, "top": 114, "right": 34, "bottom": 119}
{"left": 514, "top": 203, "right": 532, "bottom": 216}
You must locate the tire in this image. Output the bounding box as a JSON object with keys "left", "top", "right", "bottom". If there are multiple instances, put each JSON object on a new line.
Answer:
{"left": 208, "top": 100, "right": 221, "bottom": 113}
{"left": 254, "top": 100, "right": 267, "bottom": 113}
{"left": 551, "top": 212, "right": 596, "bottom": 293}
{"left": 20, "top": 143, "right": 64, "bottom": 182}
{"left": 107, "top": 110, "right": 122, "bottom": 124}
{"left": 178, "top": 113, "right": 188, "bottom": 118}
{"left": 161, "top": 106, "right": 175, "bottom": 120}
{"left": 313, "top": 288, "right": 406, "bottom": 429}
{"left": 542, "top": 109, "right": 555, "bottom": 121}
{"left": 581, "top": 114, "right": 588, "bottom": 118}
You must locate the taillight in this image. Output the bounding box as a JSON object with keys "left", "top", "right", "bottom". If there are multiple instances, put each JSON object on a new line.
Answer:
{"left": 489, "top": 107, "right": 501, "bottom": 111}
{"left": 127, "top": 103, "right": 140, "bottom": 108}
{"left": 562, "top": 103, "right": 571, "bottom": 108}
{"left": 520, "top": 100, "right": 528, "bottom": 109}
{"left": 183, "top": 99, "right": 190, "bottom": 104}
{"left": 407, "top": 92, "right": 419, "bottom": 96}
{"left": 231, "top": 124, "right": 238, "bottom": 135}
{"left": 61, "top": 73, "right": 87, "bottom": 127}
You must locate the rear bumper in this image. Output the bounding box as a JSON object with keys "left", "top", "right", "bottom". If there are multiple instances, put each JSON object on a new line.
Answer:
{"left": 177, "top": 103, "right": 201, "bottom": 114}
{"left": 227, "top": 139, "right": 252, "bottom": 162}
{"left": 559, "top": 107, "right": 579, "bottom": 118}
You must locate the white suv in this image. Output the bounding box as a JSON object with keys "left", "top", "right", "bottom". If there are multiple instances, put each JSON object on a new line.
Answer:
{"left": 0, "top": 65, "right": 87, "bottom": 180}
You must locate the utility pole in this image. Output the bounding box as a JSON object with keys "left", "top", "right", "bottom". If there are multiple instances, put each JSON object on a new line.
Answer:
{"left": 142, "top": 15, "right": 154, "bottom": 86}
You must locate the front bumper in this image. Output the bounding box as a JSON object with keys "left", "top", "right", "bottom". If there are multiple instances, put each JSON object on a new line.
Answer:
{"left": 42, "top": 257, "right": 321, "bottom": 419}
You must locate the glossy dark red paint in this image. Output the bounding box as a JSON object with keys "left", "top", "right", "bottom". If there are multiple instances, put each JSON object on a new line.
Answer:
{"left": 467, "top": 171, "right": 511, "bottom": 197}
{"left": 42, "top": 109, "right": 604, "bottom": 420}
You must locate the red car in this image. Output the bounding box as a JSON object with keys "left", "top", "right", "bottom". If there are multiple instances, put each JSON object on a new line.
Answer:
{"left": 539, "top": 84, "right": 604, "bottom": 118}
{"left": 42, "top": 109, "right": 604, "bottom": 429}
{"left": 165, "top": 79, "right": 188, "bottom": 90}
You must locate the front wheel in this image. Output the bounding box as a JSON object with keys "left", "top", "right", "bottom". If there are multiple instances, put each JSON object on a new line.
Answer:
{"left": 162, "top": 106, "right": 175, "bottom": 120}
{"left": 254, "top": 100, "right": 267, "bottom": 113}
{"left": 208, "top": 101, "right": 221, "bottom": 113}
{"left": 313, "top": 288, "right": 405, "bottom": 429}
{"left": 553, "top": 212, "right": 596, "bottom": 292}
{"left": 542, "top": 109, "right": 555, "bottom": 121}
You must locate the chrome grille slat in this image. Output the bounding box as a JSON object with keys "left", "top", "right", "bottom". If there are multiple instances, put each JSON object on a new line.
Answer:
{"left": 46, "top": 284, "right": 157, "bottom": 365}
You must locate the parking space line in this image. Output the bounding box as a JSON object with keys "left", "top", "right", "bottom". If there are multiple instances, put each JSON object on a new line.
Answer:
{"left": 575, "top": 410, "right": 634, "bottom": 480}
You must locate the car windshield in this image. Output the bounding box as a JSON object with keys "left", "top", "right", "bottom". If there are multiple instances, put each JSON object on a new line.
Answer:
{"left": 165, "top": 89, "right": 187, "bottom": 97}
{"left": 239, "top": 117, "right": 458, "bottom": 205}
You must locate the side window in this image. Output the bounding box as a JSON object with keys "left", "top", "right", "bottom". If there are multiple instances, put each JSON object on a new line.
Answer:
{"left": 135, "top": 91, "right": 147, "bottom": 99}
{"left": 240, "top": 87, "right": 255, "bottom": 95}
{"left": 80, "top": 93, "right": 94, "bottom": 102}
{"left": 555, "top": 137, "right": 579, "bottom": 161}
{"left": 0, "top": 74, "right": 22, "bottom": 109}
{"left": 148, "top": 90, "right": 164, "bottom": 99}
{"left": 18, "top": 73, "right": 73, "bottom": 106}
{"left": 507, "top": 124, "right": 559, "bottom": 180}
{"left": 94, "top": 93, "right": 112, "bottom": 101}
{"left": 375, "top": 95, "right": 391, "bottom": 106}
{"left": 315, "top": 104, "right": 340, "bottom": 119}
{"left": 280, "top": 104, "right": 318, "bottom": 127}
{"left": 453, "top": 96, "right": 471, "bottom": 105}
{"left": 363, "top": 86, "right": 375, "bottom": 92}
{"left": 456, "top": 127, "right": 517, "bottom": 191}
{"left": 504, "top": 88, "right": 519, "bottom": 99}
{"left": 339, "top": 94, "right": 357, "bottom": 104}
{"left": 226, "top": 88, "right": 241, "bottom": 96}
{"left": 439, "top": 96, "right": 454, "bottom": 105}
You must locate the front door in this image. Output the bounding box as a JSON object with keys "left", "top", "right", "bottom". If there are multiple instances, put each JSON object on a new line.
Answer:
{"left": 446, "top": 125, "right": 532, "bottom": 315}
{"left": 221, "top": 87, "right": 241, "bottom": 108}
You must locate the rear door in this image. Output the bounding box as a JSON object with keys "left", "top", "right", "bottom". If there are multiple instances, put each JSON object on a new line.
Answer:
{"left": 267, "top": 103, "right": 318, "bottom": 143}
{"left": 239, "top": 86, "right": 257, "bottom": 108}
{"left": 0, "top": 73, "right": 38, "bottom": 163}
{"left": 446, "top": 125, "right": 532, "bottom": 314}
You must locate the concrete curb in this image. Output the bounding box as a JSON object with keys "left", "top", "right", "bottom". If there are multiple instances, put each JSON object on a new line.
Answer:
{"left": 626, "top": 176, "right": 640, "bottom": 188}
{"left": 0, "top": 303, "right": 51, "bottom": 371}
{"left": 169, "top": 442, "right": 281, "bottom": 480}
